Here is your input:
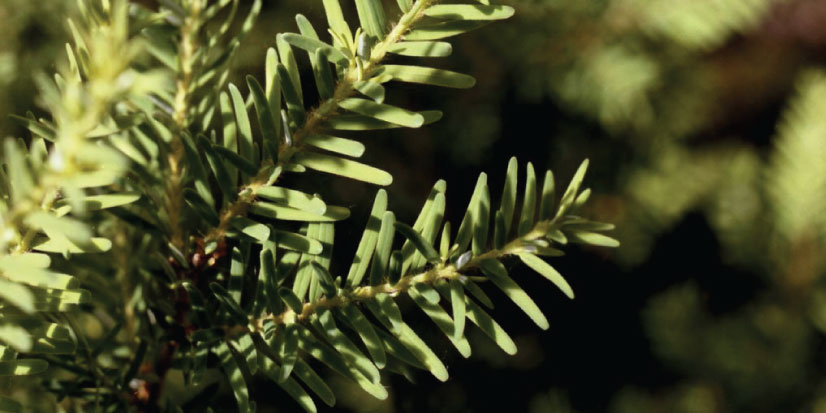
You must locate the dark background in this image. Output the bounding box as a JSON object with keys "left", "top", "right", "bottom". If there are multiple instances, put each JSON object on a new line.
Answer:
{"left": 3, "top": 0, "right": 826, "bottom": 411}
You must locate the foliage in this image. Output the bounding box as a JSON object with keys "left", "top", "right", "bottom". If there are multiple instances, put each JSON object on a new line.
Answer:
{"left": 415, "top": 0, "right": 826, "bottom": 410}
{"left": 477, "top": 0, "right": 826, "bottom": 411}
{"left": 0, "top": 0, "right": 615, "bottom": 411}
{"left": 619, "top": 68, "right": 826, "bottom": 413}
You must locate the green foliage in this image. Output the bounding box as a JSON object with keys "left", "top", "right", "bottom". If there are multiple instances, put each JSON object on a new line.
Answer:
{"left": 387, "top": 0, "right": 826, "bottom": 410}
{"left": 0, "top": 0, "right": 615, "bottom": 411}
{"left": 615, "top": 68, "right": 826, "bottom": 412}
{"left": 510, "top": 4, "right": 826, "bottom": 398}
{"left": 767, "top": 70, "right": 826, "bottom": 246}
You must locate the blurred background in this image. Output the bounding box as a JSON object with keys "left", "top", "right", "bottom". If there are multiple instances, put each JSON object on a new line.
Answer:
{"left": 4, "top": 0, "right": 826, "bottom": 412}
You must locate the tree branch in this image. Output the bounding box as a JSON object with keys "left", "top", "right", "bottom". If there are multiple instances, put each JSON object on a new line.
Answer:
{"left": 204, "top": 0, "right": 441, "bottom": 245}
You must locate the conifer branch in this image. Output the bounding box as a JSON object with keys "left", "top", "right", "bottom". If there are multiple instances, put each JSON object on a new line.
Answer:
{"left": 166, "top": 1, "right": 203, "bottom": 250}
{"left": 0, "top": 1, "right": 616, "bottom": 412}
{"left": 205, "top": 0, "right": 440, "bottom": 245}
{"left": 247, "top": 214, "right": 561, "bottom": 333}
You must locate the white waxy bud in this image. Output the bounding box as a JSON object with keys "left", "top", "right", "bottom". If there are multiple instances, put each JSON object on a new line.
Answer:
{"left": 456, "top": 251, "right": 472, "bottom": 270}
{"left": 281, "top": 110, "right": 292, "bottom": 146}
{"left": 2, "top": 228, "right": 15, "bottom": 245}
{"left": 164, "top": 14, "right": 182, "bottom": 27}
{"left": 115, "top": 71, "right": 135, "bottom": 92}
{"left": 129, "top": 378, "right": 143, "bottom": 390}
{"left": 48, "top": 148, "right": 66, "bottom": 172}
{"left": 532, "top": 239, "right": 549, "bottom": 247}
{"left": 357, "top": 32, "right": 372, "bottom": 60}
{"left": 146, "top": 309, "right": 157, "bottom": 325}
{"left": 149, "top": 95, "right": 175, "bottom": 116}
